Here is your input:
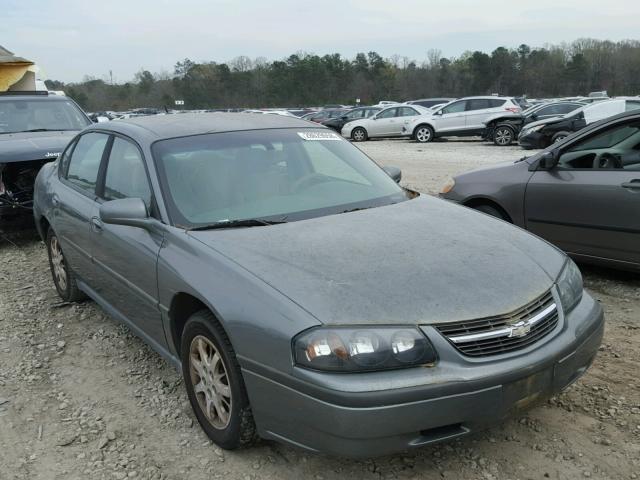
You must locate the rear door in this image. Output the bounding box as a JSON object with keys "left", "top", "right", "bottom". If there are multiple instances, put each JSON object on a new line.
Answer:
{"left": 91, "top": 135, "right": 166, "bottom": 347}
{"left": 463, "top": 99, "right": 493, "bottom": 130}
{"left": 395, "top": 107, "right": 422, "bottom": 135}
{"left": 525, "top": 117, "right": 640, "bottom": 267}
{"left": 54, "top": 131, "right": 110, "bottom": 285}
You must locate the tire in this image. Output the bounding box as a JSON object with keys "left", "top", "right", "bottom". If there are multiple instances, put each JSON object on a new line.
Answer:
{"left": 493, "top": 126, "right": 515, "bottom": 146}
{"left": 351, "top": 127, "right": 368, "bottom": 142}
{"left": 414, "top": 125, "right": 434, "bottom": 143}
{"left": 46, "top": 227, "right": 85, "bottom": 302}
{"left": 181, "top": 310, "right": 257, "bottom": 450}
{"left": 473, "top": 204, "right": 509, "bottom": 222}
{"left": 552, "top": 131, "right": 570, "bottom": 143}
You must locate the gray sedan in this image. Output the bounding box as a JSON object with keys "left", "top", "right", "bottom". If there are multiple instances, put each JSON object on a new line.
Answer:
{"left": 441, "top": 110, "right": 640, "bottom": 272}
{"left": 33, "top": 113, "right": 603, "bottom": 457}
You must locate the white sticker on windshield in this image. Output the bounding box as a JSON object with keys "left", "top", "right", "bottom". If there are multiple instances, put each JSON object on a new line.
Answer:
{"left": 297, "top": 131, "right": 342, "bottom": 141}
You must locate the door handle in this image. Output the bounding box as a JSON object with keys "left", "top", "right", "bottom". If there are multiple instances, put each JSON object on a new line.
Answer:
{"left": 91, "top": 217, "right": 103, "bottom": 232}
{"left": 621, "top": 180, "right": 640, "bottom": 189}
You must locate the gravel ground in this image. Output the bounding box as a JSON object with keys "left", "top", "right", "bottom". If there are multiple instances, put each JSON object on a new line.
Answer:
{"left": 0, "top": 138, "right": 639, "bottom": 480}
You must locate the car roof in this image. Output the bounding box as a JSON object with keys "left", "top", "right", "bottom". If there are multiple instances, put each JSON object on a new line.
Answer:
{"left": 97, "top": 112, "right": 317, "bottom": 140}
{"left": 0, "top": 93, "right": 72, "bottom": 102}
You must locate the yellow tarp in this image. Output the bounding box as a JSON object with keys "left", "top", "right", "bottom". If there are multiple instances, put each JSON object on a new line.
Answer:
{"left": 0, "top": 63, "right": 35, "bottom": 91}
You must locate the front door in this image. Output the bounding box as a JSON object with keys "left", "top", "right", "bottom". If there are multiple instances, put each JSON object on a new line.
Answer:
{"left": 54, "top": 132, "right": 110, "bottom": 284}
{"left": 434, "top": 100, "right": 467, "bottom": 132}
{"left": 525, "top": 117, "right": 640, "bottom": 267}
{"left": 368, "top": 107, "right": 399, "bottom": 137}
{"left": 90, "top": 136, "right": 166, "bottom": 347}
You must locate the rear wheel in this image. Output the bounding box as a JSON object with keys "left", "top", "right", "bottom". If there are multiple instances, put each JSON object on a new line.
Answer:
{"left": 181, "top": 310, "right": 257, "bottom": 450}
{"left": 473, "top": 204, "right": 509, "bottom": 222}
{"left": 351, "top": 127, "right": 368, "bottom": 142}
{"left": 414, "top": 125, "right": 434, "bottom": 143}
{"left": 46, "top": 228, "right": 84, "bottom": 302}
{"left": 493, "top": 126, "right": 515, "bottom": 146}
{"left": 552, "top": 131, "right": 570, "bottom": 143}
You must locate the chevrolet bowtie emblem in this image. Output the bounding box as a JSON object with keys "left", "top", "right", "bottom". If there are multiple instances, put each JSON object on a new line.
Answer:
{"left": 509, "top": 322, "right": 532, "bottom": 338}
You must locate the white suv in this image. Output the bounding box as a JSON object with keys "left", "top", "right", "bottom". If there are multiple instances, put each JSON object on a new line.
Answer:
{"left": 405, "top": 96, "right": 522, "bottom": 143}
{"left": 341, "top": 105, "right": 431, "bottom": 142}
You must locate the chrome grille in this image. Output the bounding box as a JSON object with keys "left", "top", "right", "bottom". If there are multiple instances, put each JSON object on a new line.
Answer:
{"left": 435, "top": 290, "right": 559, "bottom": 357}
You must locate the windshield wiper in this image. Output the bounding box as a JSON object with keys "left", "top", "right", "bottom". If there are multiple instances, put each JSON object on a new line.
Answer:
{"left": 20, "top": 128, "right": 72, "bottom": 133}
{"left": 187, "top": 218, "right": 287, "bottom": 231}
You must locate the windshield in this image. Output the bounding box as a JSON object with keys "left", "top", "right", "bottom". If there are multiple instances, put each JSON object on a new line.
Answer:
{"left": 0, "top": 98, "right": 90, "bottom": 134}
{"left": 152, "top": 129, "right": 411, "bottom": 228}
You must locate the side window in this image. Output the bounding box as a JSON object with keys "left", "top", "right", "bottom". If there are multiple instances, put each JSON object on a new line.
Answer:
{"left": 103, "top": 137, "right": 152, "bottom": 206}
{"left": 489, "top": 99, "right": 507, "bottom": 108}
{"left": 557, "top": 104, "right": 579, "bottom": 115}
{"left": 377, "top": 108, "right": 398, "bottom": 119}
{"left": 65, "top": 132, "right": 109, "bottom": 194}
{"left": 58, "top": 138, "right": 78, "bottom": 176}
{"left": 366, "top": 109, "right": 379, "bottom": 117}
{"left": 346, "top": 110, "right": 364, "bottom": 120}
{"left": 466, "top": 99, "right": 491, "bottom": 111}
{"left": 398, "top": 107, "right": 419, "bottom": 117}
{"left": 558, "top": 121, "right": 640, "bottom": 170}
{"left": 537, "top": 105, "right": 558, "bottom": 116}
{"left": 441, "top": 101, "right": 466, "bottom": 114}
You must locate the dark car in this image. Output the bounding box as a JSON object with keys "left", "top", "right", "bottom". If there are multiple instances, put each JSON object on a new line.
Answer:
{"left": 301, "top": 108, "right": 349, "bottom": 123}
{"left": 405, "top": 98, "right": 455, "bottom": 108}
{"left": 518, "top": 98, "right": 640, "bottom": 149}
{"left": 0, "top": 91, "right": 91, "bottom": 223}
{"left": 484, "top": 102, "right": 585, "bottom": 146}
{"left": 441, "top": 109, "right": 640, "bottom": 271}
{"left": 33, "top": 113, "right": 603, "bottom": 457}
{"left": 321, "top": 106, "right": 381, "bottom": 132}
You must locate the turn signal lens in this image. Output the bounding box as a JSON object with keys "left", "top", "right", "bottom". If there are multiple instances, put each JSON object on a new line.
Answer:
{"left": 440, "top": 177, "right": 455, "bottom": 194}
{"left": 294, "top": 327, "right": 437, "bottom": 372}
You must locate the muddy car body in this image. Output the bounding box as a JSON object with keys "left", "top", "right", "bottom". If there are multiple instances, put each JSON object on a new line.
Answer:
{"left": 0, "top": 92, "right": 90, "bottom": 222}
{"left": 34, "top": 113, "right": 603, "bottom": 457}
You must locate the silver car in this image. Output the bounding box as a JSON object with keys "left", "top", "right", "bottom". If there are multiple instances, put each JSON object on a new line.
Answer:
{"left": 342, "top": 105, "right": 430, "bottom": 141}
{"left": 34, "top": 113, "right": 603, "bottom": 457}
{"left": 406, "top": 96, "right": 522, "bottom": 143}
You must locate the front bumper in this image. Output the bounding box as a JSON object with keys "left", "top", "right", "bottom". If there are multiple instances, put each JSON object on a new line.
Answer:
{"left": 518, "top": 131, "right": 548, "bottom": 149}
{"left": 243, "top": 291, "right": 604, "bottom": 457}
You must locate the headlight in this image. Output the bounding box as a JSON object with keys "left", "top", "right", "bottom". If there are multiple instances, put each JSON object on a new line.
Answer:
{"left": 523, "top": 124, "right": 545, "bottom": 135}
{"left": 293, "top": 327, "right": 437, "bottom": 372}
{"left": 556, "top": 259, "right": 583, "bottom": 314}
{"left": 440, "top": 177, "right": 455, "bottom": 194}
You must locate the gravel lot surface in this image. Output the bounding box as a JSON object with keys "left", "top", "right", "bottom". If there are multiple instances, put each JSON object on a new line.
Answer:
{"left": 1, "top": 138, "right": 638, "bottom": 480}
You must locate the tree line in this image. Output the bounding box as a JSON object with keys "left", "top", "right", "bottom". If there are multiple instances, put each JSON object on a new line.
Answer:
{"left": 46, "top": 38, "right": 640, "bottom": 112}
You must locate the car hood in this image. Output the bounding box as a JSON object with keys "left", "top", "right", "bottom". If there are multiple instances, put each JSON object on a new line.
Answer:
{"left": 190, "top": 196, "right": 565, "bottom": 325}
{"left": 522, "top": 116, "right": 567, "bottom": 131}
{"left": 0, "top": 131, "right": 78, "bottom": 164}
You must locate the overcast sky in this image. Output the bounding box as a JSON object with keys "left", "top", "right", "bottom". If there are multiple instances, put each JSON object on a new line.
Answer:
{"left": 3, "top": 0, "right": 639, "bottom": 83}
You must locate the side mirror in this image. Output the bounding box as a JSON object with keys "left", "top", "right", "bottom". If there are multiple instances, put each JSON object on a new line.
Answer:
{"left": 99, "top": 198, "right": 151, "bottom": 228}
{"left": 383, "top": 165, "right": 402, "bottom": 183}
{"left": 538, "top": 151, "right": 558, "bottom": 170}
{"left": 435, "top": 110, "right": 443, "bottom": 116}
{"left": 371, "top": 116, "right": 378, "bottom": 121}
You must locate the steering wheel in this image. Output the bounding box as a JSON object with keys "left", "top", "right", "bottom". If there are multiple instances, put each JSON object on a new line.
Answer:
{"left": 593, "top": 152, "right": 623, "bottom": 169}
{"left": 291, "top": 173, "right": 331, "bottom": 192}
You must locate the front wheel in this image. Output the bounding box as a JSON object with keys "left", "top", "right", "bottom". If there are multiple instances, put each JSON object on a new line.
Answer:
{"left": 552, "top": 131, "right": 570, "bottom": 143}
{"left": 181, "top": 310, "right": 257, "bottom": 450}
{"left": 414, "top": 125, "right": 434, "bottom": 143}
{"left": 493, "top": 126, "right": 515, "bottom": 146}
{"left": 46, "top": 228, "right": 84, "bottom": 302}
{"left": 351, "top": 127, "right": 368, "bottom": 142}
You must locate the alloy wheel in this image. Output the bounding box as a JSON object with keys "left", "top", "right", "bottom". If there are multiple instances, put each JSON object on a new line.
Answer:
{"left": 50, "top": 236, "right": 68, "bottom": 292}
{"left": 495, "top": 128, "right": 512, "bottom": 145}
{"left": 189, "top": 335, "right": 232, "bottom": 429}
{"left": 416, "top": 127, "right": 432, "bottom": 143}
{"left": 353, "top": 129, "right": 365, "bottom": 141}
